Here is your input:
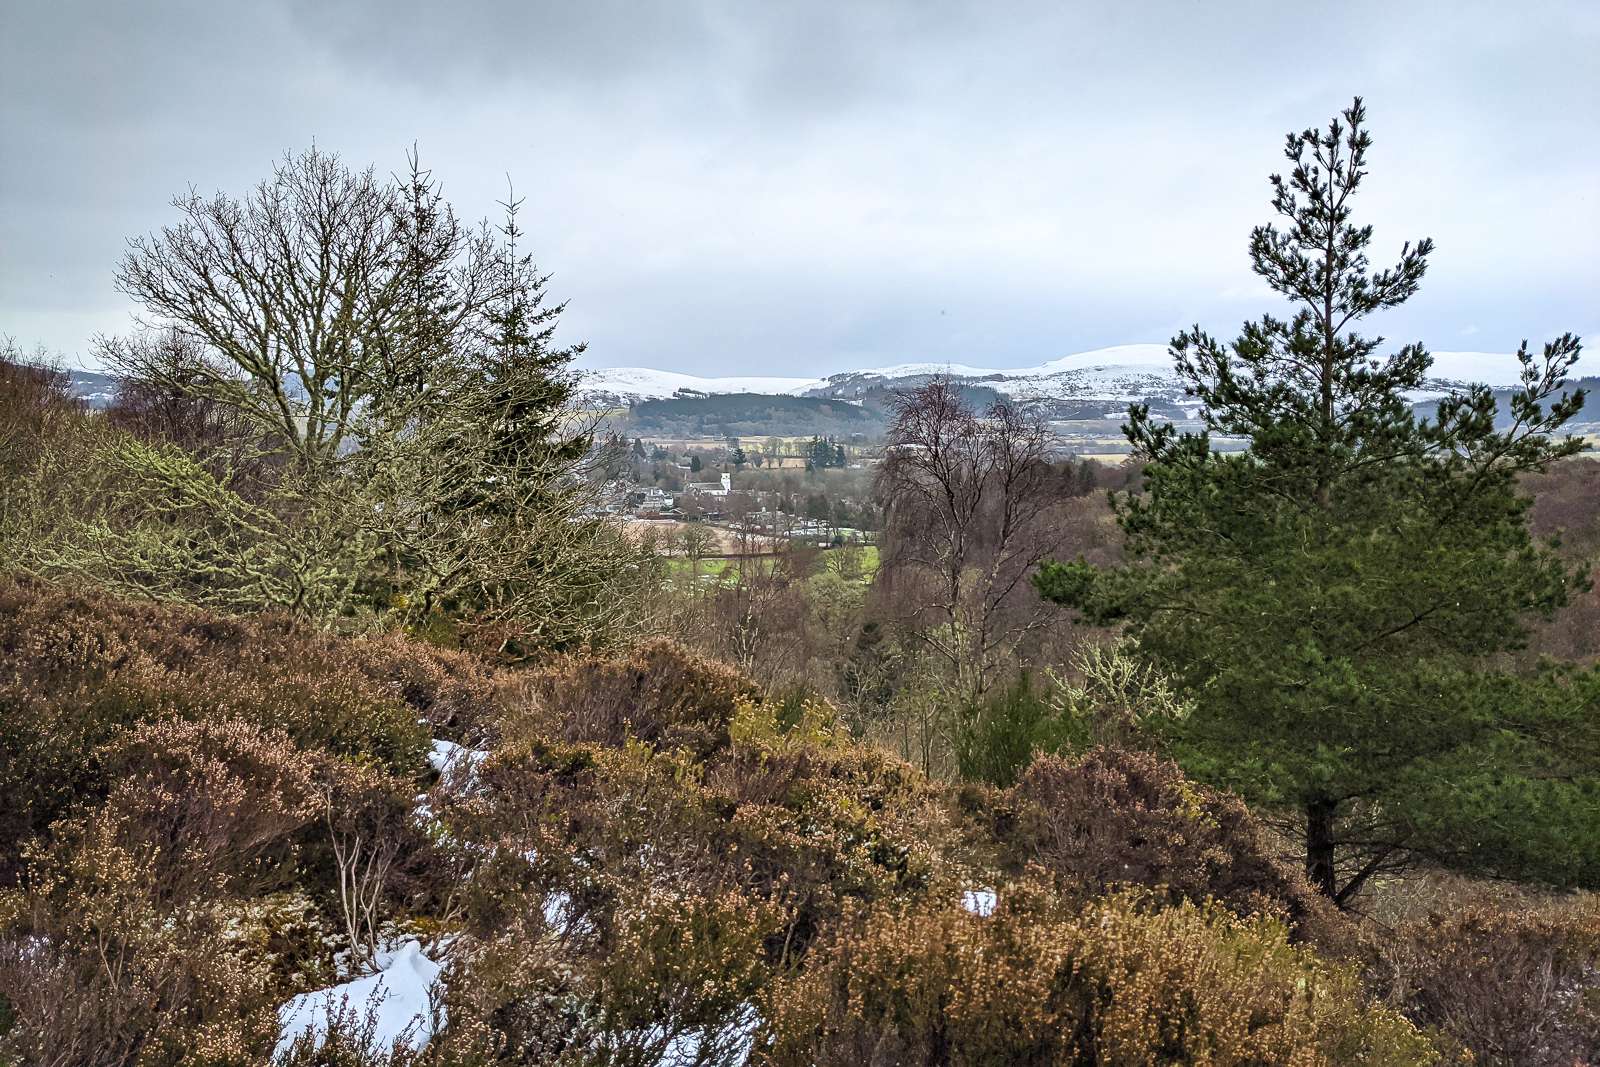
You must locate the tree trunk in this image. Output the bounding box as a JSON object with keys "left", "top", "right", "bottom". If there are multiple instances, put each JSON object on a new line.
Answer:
{"left": 1305, "top": 795, "right": 1338, "bottom": 899}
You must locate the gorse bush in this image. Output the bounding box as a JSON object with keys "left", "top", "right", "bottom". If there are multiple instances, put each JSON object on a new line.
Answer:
{"left": 953, "top": 648, "right": 1195, "bottom": 789}
{"left": 953, "top": 670, "right": 1065, "bottom": 788}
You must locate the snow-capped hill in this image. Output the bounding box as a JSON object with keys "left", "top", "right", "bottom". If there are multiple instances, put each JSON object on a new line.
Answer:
{"left": 578, "top": 367, "right": 825, "bottom": 407}
{"left": 571, "top": 346, "right": 1547, "bottom": 412}
{"left": 801, "top": 345, "right": 1192, "bottom": 412}
{"left": 1027, "top": 344, "right": 1175, "bottom": 375}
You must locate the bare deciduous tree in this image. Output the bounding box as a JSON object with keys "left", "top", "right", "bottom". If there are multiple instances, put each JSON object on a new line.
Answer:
{"left": 107, "top": 148, "right": 497, "bottom": 468}
{"left": 874, "top": 380, "right": 1066, "bottom": 696}
{"left": 320, "top": 772, "right": 407, "bottom": 972}
{"left": 680, "top": 522, "right": 717, "bottom": 596}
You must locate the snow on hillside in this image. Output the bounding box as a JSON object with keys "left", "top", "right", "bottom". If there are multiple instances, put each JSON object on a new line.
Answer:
{"left": 577, "top": 367, "right": 825, "bottom": 406}
{"left": 64, "top": 346, "right": 1546, "bottom": 414}
{"left": 577, "top": 345, "right": 1544, "bottom": 409}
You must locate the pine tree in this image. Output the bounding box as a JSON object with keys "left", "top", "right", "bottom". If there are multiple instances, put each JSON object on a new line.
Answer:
{"left": 1035, "top": 99, "right": 1596, "bottom": 905}
{"left": 449, "top": 185, "right": 588, "bottom": 515}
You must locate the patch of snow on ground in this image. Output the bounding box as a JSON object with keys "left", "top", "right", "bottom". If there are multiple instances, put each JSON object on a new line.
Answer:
{"left": 428, "top": 739, "right": 486, "bottom": 779}
{"left": 962, "top": 889, "right": 997, "bottom": 916}
{"left": 543, "top": 890, "right": 575, "bottom": 932}
{"left": 275, "top": 940, "right": 442, "bottom": 1058}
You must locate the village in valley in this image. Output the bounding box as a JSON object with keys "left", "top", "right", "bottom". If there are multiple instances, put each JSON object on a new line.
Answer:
{"left": 591, "top": 433, "right": 885, "bottom": 570}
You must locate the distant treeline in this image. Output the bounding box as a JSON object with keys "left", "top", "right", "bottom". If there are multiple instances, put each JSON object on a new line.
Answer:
{"left": 616, "top": 392, "right": 889, "bottom": 437}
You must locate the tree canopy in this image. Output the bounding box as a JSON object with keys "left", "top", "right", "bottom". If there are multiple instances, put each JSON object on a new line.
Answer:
{"left": 1035, "top": 99, "right": 1597, "bottom": 905}
{"left": 10, "top": 149, "right": 640, "bottom": 654}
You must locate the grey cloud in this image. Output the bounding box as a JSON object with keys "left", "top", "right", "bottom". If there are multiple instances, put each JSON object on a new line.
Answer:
{"left": 2, "top": 0, "right": 1595, "bottom": 374}
{"left": 281, "top": 0, "right": 972, "bottom": 113}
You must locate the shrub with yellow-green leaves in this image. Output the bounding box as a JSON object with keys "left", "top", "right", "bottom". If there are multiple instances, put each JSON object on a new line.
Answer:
{"left": 764, "top": 882, "right": 1441, "bottom": 1067}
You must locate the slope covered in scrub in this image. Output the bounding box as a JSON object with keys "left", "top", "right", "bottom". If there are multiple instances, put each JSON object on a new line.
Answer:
{"left": 0, "top": 579, "right": 1584, "bottom": 1065}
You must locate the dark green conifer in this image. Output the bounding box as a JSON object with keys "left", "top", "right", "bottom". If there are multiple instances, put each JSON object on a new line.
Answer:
{"left": 1036, "top": 99, "right": 1596, "bottom": 904}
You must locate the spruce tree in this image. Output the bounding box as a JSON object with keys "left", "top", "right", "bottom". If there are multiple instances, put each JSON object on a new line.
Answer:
{"left": 1035, "top": 99, "right": 1597, "bottom": 905}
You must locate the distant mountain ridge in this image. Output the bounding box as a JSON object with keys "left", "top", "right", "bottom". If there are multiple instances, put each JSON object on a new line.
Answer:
{"left": 575, "top": 345, "right": 1546, "bottom": 414}
{"left": 65, "top": 347, "right": 1563, "bottom": 422}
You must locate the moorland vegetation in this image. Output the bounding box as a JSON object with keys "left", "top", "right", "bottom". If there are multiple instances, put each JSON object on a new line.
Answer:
{"left": 2, "top": 100, "right": 1600, "bottom": 1066}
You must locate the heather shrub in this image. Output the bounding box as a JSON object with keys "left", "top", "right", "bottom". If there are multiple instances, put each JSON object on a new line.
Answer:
{"left": 455, "top": 727, "right": 951, "bottom": 960}
{"left": 504, "top": 639, "right": 762, "bottom": 758}
{"left": 417, "top": 688, "right": 962, "bottom": 1060}
{"left": 1366, "top": 901, "right": 1600, "bottom": 1066}
{"left": 100, "top": 717, "right": 321, "bottom": 903}
{"left": 991, "top": 747, "right": 1344, "bottom": 946}
{"left": 8, "top": 574, "right": 1575, "bottom": 1063}
{"left": 428, "top": 888, "right": 776, "bottom": 1067}
{"left": 582, "top": 887, "right": 782, "bottom": 1066}
{"left": 0, "top": 813, "right": 287, "bottom": 1066}
{"left": 352, "top": 636, "right": 503, "bottom": 748}
{"left": 0, "top": 717, "right": 329, "bottom": 1065}
{"left": 426, "top": 914, "right": 595, "bottom": 1065}
{"left": 765, "top": 883, "right": 1439, "bottom": 1067}
{"left": 0, "top": 578, "right": 429, "bottom": 763}
{"left": 0, "top": 579, "right": 431, "bottom": 879}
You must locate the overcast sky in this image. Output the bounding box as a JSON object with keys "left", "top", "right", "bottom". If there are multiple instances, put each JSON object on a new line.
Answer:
{"left": 3, "top": 0, "right": 1596, "bottom": 377}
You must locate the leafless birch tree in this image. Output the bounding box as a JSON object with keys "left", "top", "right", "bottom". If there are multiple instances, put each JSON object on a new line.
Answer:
{"left": 874, "top": 380, "right": 1065, "bottom": 697}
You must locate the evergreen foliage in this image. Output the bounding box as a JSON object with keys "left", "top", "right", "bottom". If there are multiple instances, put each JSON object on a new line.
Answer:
{"left": 623, "top": 394, "right": 883, "bottom": 438}
{"left": 6, "top": 152, "right": 641, "bottom": 653}
{"left": 1035, "top": 99, "right": 1598, "bottom": 904}
{"left": 952, "top": 671, "right": 1065, "bottom": 788}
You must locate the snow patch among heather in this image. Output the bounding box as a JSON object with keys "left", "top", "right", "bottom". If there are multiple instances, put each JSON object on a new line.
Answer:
{"left": 962, "top": 889, "right": 997, "bottom": 916}
{"left": 590, "top": 1002, "right": 762, "bottom": 1067}
{"left": 427, "top": 739, "right": 486, "bottom": 779}
{"left": 275, "top": 940, "right": 441, "bottom": 1058}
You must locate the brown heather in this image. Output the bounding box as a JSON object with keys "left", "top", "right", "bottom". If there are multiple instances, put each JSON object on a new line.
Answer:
{"left": 501, "top": 638, "right": 763, "bottom": 758}
{"left": 1366, "top": 901, "right": 1600, "bottom": 1066}
{"left": 764, "top": 882, "right": 1436, "bottom": 1067}
{"left": 1001, "top": 748, "right": 1350, "bottom": 951}
{"left": 2, "top": 578, "right": 1591, "bottom": 1065}
{"left": 0, "top": 576, "right": 508, "bottom": 881}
